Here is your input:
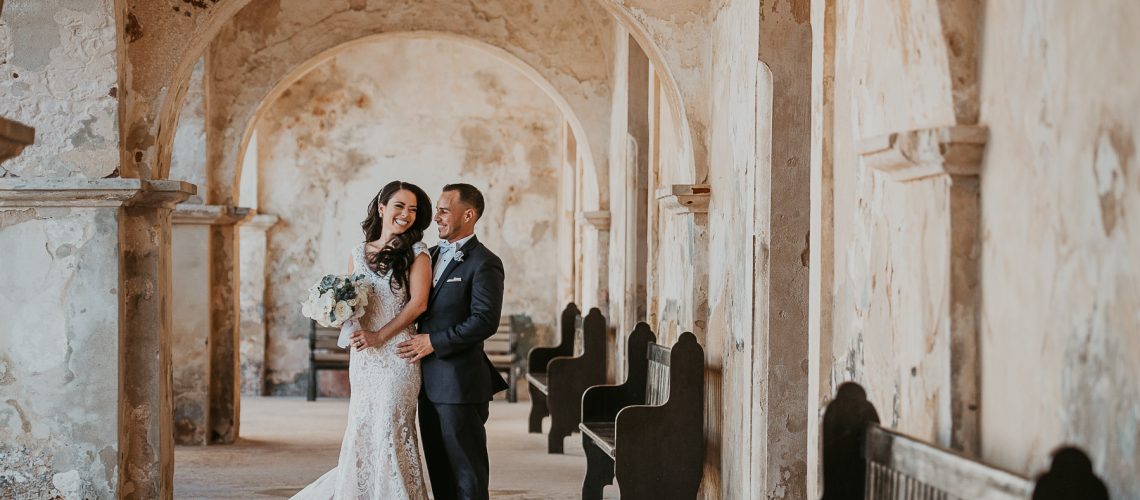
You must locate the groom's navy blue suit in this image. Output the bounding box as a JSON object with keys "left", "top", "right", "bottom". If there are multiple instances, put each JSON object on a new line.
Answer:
{"left": 418, "top": 235, "right": 509, "bottom": 500}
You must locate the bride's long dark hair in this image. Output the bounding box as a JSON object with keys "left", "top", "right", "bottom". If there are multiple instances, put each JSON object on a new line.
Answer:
{"left": 361, "top": 181, "right": 432, "bottom": 298}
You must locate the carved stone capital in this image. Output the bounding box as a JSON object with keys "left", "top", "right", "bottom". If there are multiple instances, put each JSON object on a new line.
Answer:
{"left": 0, "top": 178, "right": 195, "bottom": 208}
{"left": 0, "top": 117, "right": 35, "bottom": 163}
{"left": 859, "top": 126, "right": 988, "bottom": 182}
{"left": 173, "top": 205, "right": 253, "bottom": 225}
{"left": 577, "top": 210, "right": 611, "bottom": 231}
{"left": 657, "top": 184, "right": 711, "bottom": 214}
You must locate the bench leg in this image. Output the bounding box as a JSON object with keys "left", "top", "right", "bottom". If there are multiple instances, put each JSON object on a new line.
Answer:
{"left": 507, "top": 366, "right": 518, "bottom": 403}
{"left": 527, "top": 384, "right": 548, "bottom": 433}
{"left": 307, "top": 367, "right": 317, "bottom": 401}
{"left": 582, "top": 435, "right": 614, "bottom": 500}
{"left": 548, "top": 419, "right": 571, "bottom": 454}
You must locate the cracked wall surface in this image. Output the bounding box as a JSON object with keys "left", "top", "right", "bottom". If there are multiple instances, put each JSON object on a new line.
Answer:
{"left": 976, "top": 2, "right": 1140, "bottom": 497}
{"left": 253, "top": 38, "right": 562, "bottom": 396}
{"left": 0, "top": 0, "right": 119, "bottom": 178}
{"left": 822, "top": 0, "right": 1140, "bottom": 497}
{"left": 0, "top": 207, "right": 120, "bottom": 498}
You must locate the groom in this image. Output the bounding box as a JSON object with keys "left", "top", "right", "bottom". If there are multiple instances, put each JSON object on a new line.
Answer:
{"left": 397, "top": 183, "right": 509, "bottom": 500}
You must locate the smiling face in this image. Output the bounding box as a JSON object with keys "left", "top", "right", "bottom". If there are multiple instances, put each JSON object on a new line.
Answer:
{"left": 378, "top": 189, "right": 419, "bottom": 235}
{"left": 434, "top": 190, "right": 475, "bottom": 242}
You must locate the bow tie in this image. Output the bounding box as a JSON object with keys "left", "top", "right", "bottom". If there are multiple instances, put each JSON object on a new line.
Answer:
{"left": 437, "top": 241, "right": 458, "bottom": 254}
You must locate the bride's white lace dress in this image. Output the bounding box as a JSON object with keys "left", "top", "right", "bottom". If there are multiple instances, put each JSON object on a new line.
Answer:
{"left": 291, "top": 242, "right": 429, "bottom": 500}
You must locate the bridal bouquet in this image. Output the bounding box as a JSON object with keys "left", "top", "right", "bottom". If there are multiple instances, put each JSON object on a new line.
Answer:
{"left": 300, "top": 274, "right": 371, "bottom": 328}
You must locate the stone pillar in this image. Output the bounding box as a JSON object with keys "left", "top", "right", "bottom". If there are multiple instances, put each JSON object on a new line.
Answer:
{"left": 170, "top": 205, "right": 249, "bottom": 445}
{"left": 860, "top": 125, "right": 988, "bottom": 455}
{"left": 238, "top": 214, "right": 278, "bottom": 396}
{"left": 0, "top": 178, "right": 193, "bottom": 499}
{"left": 578, "top": 210, "right": 612, "bottom": 379}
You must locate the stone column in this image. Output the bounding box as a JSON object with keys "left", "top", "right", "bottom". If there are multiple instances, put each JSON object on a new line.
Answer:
{"left": 860, "top": 125, "right": 988, "bottom": 455}
{"left": 0, "top": 178, "right": 193, "bottom": 499}
{"left": 238, "top": 214, "right": 278, "bottom": 396}
{"left": 578, "top": 210, "right": 612, "bottom": 379}
{"left": 170, "top": 205, "right": 250, "bottom": 445}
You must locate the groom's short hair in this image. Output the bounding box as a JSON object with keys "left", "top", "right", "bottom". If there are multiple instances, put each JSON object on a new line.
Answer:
{"left": 443, "top": 183, "right": 485, "bottom": 220}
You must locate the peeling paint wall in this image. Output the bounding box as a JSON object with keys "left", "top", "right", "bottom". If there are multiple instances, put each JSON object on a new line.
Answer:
{"left": 171, "top": 224, "right": 211, "bottom": 445}
{"left": 977, "top": 2, "right": 1140, "bottom": 497}
{"left": 0, "top": 0, "right": 119, "bottom": 178}
{"left": 706, "top": 2, "right": 759, "bottom": 498}
{"left": 169, "top": 59, "right": 207, "bottom": 204}
{"left": 255, "top": 39, "right": 562, "bottom": 396}
{"left": 821, "top": 0, "right": 1140, "bottom": 497}
{"left": 826, "top": 0, "right": 956, "bottom": 442}
{"left": 0, "top": 207, "right": 120, "bottom": 498}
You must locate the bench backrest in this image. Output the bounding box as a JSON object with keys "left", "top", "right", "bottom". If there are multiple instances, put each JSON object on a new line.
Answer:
{"left": 646, "top": 344, "right": 672, "bottom": 406}
{"left": 864, "top": 425, "right": 1031, "bottom": 499}
{"left": 310, "top": 321, "right": 342, "bottom": 353}
{"left": 821, "top": 382, "right": 1110, "bottom": 500}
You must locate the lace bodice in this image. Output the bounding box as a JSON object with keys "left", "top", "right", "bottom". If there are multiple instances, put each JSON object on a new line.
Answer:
{"left": 290, "top": 241, "right": 429, "bottom": 500}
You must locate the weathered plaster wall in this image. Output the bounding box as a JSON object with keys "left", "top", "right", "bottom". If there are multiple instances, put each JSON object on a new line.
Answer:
{"left": 826, "top": 0, "right": 957, "bottom": 443}
{"left": 171, "top": 223, "right": 210, "bottom": 445}
{"left": 705, "top": 2, "right": 758, "bottom": 498}
{"left": 169, "top": 60, "right": 207, "bottom": 204}
{"left": 0, "top": 207, "right": 120, "bottom": 498}
{"left": 977, "top": 2, "right": 1140, "bottom": 497}
{"left": 205, "top": 0, "right": 614, "bottom": 209}
{"left": 0, "top": 0, "right": 119, "bottom": 178}
{"left": 238, "top": 214, "right": 275, "bottom": 396}
{"left": 255, "top": 39, "right": 562, "bottom": 396}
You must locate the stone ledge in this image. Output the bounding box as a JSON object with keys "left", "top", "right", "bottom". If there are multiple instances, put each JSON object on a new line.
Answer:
{"left": 240, "top": 213, "right": 280, "bottom": 231}
{"left": 657, "top": 184, "right": 711, "bottom": 214}
{"left": 0, "top": 117, "right": 35, "bottom": 163}
{"left": 0, "top": 178, "right": 196, "bottom": 208}
{"left": 577, "top": 211, "right": 611, "bottom": 231}
{"left": 859, "top": 126, "right": 988, "bottom": 182}
{"left": 173, "top": 205, "right": 253, "bottom": 225}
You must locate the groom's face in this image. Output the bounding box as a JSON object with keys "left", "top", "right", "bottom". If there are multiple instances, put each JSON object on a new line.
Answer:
{"left": 435, "top": 190, "right": 473, "bottom": 242}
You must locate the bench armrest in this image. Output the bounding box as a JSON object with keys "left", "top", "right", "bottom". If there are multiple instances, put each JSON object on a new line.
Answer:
{"left": 527, "top": 344, "right": 572, "bottom": 375}
{"left": 582, "top": 383, "right": 644, "bottom": 423}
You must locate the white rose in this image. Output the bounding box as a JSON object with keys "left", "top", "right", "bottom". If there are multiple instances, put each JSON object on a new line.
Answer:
{"left": 334, "top": 302, "right": 351, "bottom": 322}
{"left": 301, "top": 300, "right": 313, "bottom": 319}
{"left": 346, "top": 298, "right": 358, "bottom": 307}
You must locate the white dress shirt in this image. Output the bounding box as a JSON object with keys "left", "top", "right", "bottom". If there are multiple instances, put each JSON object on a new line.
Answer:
{"left": 433, "top": 233, "right": 475, "bottom": 286}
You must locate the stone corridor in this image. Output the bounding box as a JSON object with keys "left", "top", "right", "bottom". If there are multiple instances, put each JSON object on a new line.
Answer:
{"left": 2, "top": 0, "right": 1139, "bottom": 498}
{"left": 174, "top": 398, "right": 611, "bottom": 500}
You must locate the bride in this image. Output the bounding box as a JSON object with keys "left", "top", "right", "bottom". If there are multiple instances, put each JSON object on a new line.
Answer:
{"left": 292, "top": 181, "right": 433, "bottom": 499}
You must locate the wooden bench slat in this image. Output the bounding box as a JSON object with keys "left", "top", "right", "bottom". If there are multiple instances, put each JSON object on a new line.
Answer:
{"left": 865, "top": 426, "right": 1033, "bottom": 499}
{"left": 579, "top": 422, "right": 616, "bottom": 458}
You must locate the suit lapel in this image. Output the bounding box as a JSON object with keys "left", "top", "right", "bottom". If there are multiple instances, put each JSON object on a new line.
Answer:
{"left": 430, "top": 236, "right": 480, "bottom": 303}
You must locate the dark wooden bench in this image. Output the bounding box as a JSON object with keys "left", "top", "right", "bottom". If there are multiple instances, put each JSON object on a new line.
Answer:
{"left": 485, "top": 315, "right": 524, "bottom": 403}
{"left": 822, "top": 382, "right": 1110, "bottom": 500}
{"left": 526, "top": 303, "right": 609, "bottom": 453}
{"left": 307, "top": 320, "right": 349, "bottom": 401}
{"left": 579, "top": 328, "right": 705, "bottom": 500}
{"left": 526, "top": 303, "right": 581, "bottom": 435}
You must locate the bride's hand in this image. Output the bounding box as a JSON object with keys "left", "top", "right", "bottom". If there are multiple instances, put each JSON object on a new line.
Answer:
{"left": 349, "top": 330, "right": 381, "bottom": 351}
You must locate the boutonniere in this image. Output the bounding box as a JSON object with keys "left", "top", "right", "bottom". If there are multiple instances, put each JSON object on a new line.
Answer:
{"left": 453, "top": 250, "right": 465, "bottom": 263}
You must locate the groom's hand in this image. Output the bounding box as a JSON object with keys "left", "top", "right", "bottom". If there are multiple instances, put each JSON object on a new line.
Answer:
{"left": 396, "top": 334, "right": 434, "bottom": 362}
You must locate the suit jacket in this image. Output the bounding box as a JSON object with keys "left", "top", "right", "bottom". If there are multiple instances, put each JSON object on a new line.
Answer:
{"left": 419, "top": 235, "right": 510, "bottom": 404}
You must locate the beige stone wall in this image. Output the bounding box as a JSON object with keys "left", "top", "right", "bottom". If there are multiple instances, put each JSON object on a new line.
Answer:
{"left": 0, "top": 207, "right": 121, "bottom": 497}
{"left": 0, "top": 0, "right": 119, "bottom": 178}
{"left": 819, "top": 0, "right": 1140, "bottom": 497}
{"left": 254, "top": 38, "right": 563, "bottom": 396}
{"left": 826, "top": 0, "right": 958, "bottom": 441}
{"left": 976, "top": 2, "right": 1140, "bottom": 497}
